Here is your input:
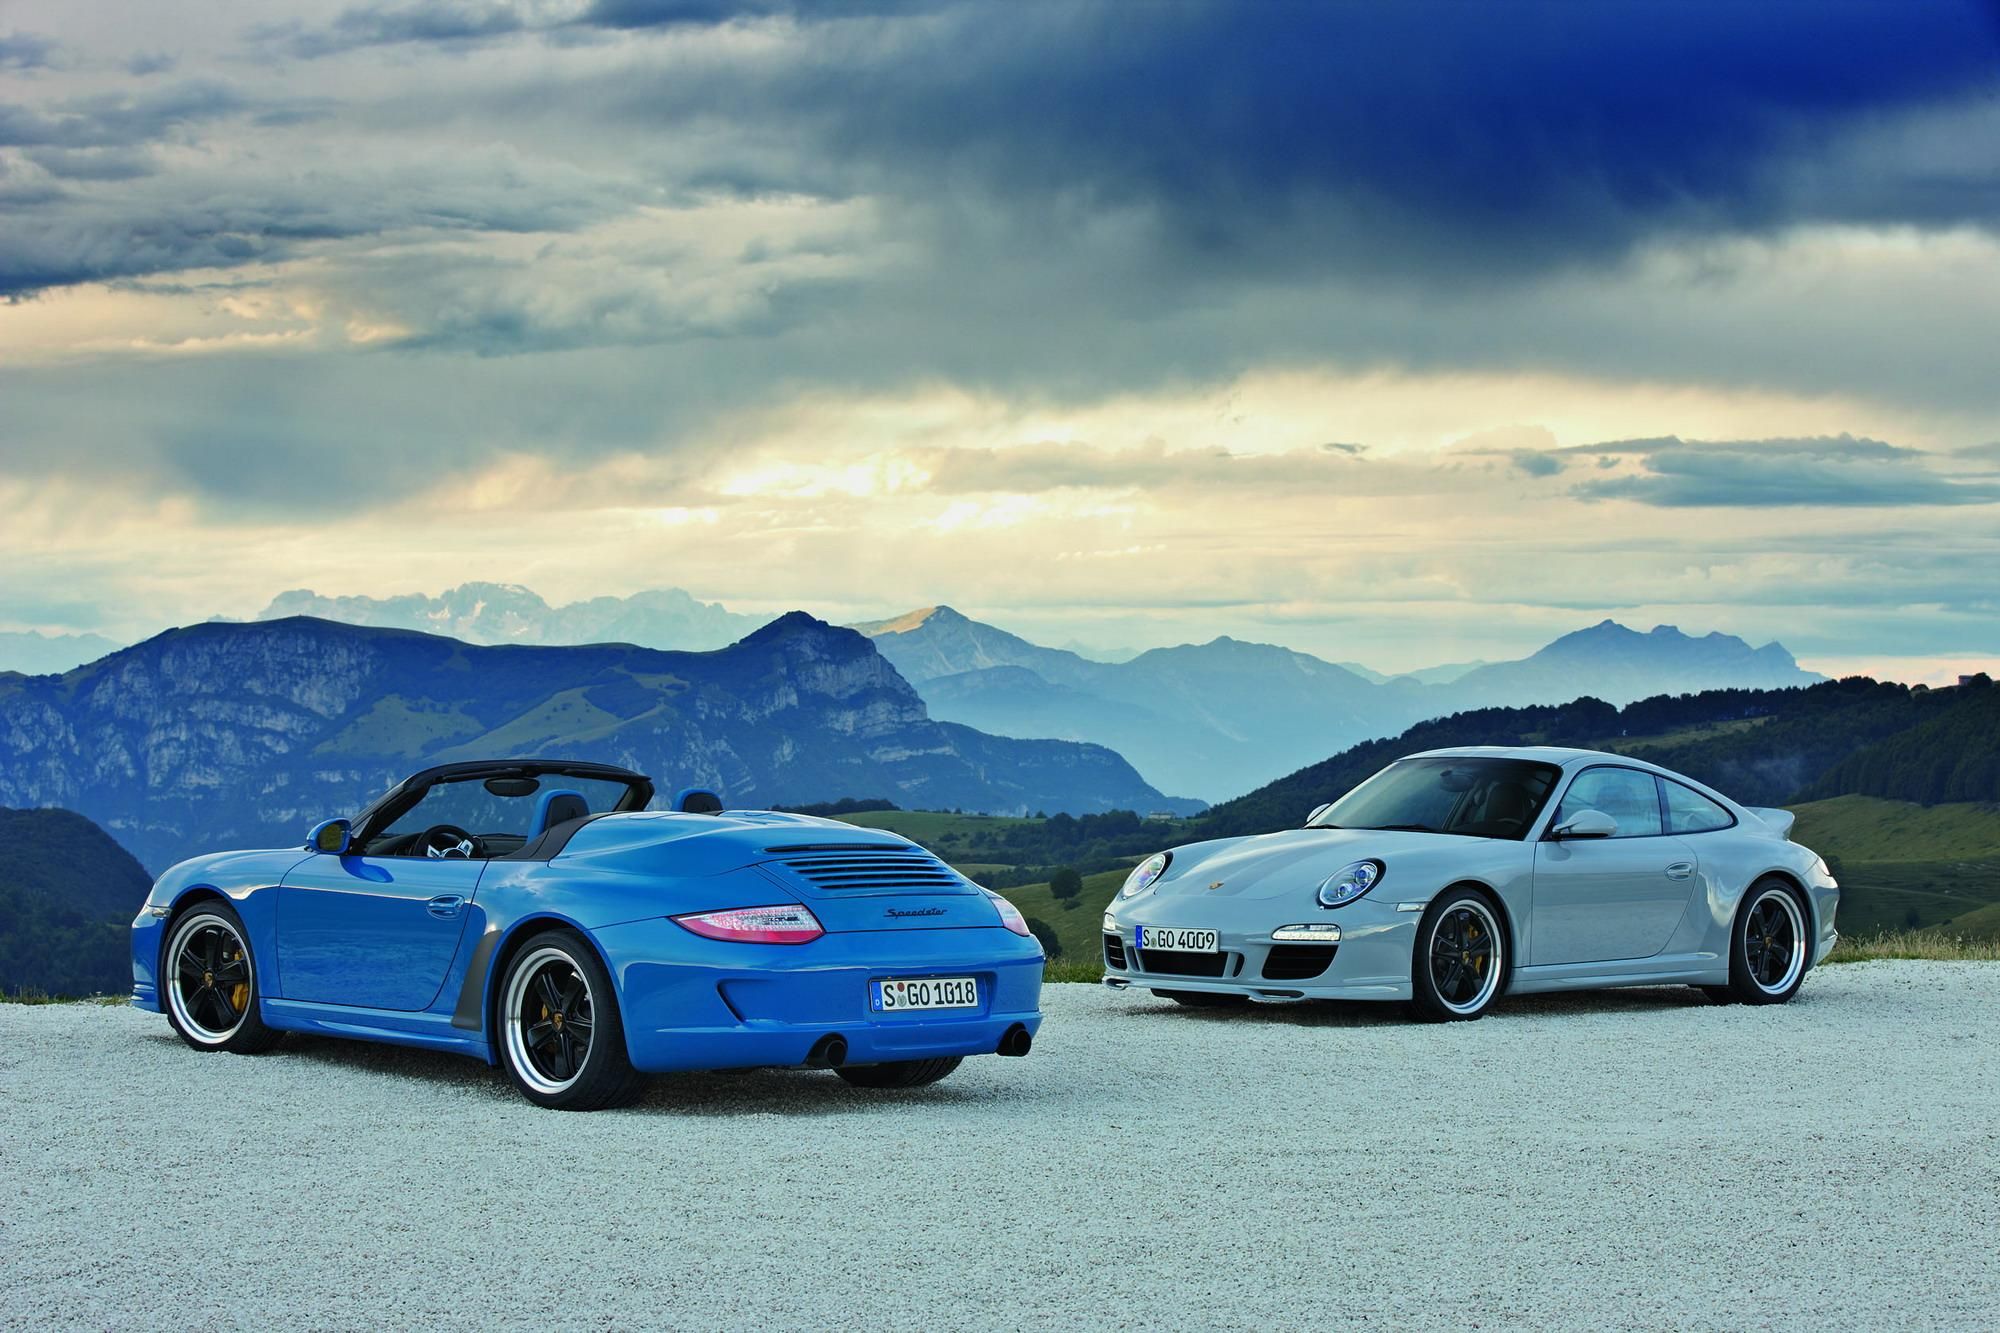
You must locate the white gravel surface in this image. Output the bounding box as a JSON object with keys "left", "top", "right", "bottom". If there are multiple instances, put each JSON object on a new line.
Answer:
{"left": 5, "top": 963, "right": 1999, "bottom": 1331}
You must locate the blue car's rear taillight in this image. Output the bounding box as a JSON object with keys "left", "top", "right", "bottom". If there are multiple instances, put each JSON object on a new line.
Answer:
{"left": 673, "top": 904, "right": 825, "bottom": 944}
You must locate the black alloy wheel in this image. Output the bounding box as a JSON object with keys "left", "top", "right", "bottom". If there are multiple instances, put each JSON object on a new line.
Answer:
{"left": 497, "top": 928, "right": 642, "bottom": 1111}
{"left": 1411, "top": 889, "right": 1506, "bottom": 1021}
{"left": 162, "top": 901, "right": 283, "bottom": 1054}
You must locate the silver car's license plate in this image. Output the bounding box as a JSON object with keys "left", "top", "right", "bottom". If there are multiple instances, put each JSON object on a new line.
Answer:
{"left": 1138, "top": 926, "right": 1219, "bottom": 952}
{"left": 871, "top": 976, "right": 979, "bottom": 1012}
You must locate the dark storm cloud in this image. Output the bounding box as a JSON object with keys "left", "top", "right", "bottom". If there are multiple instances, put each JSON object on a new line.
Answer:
{"left": 1511, "top": 452, "right": 1565, "bottom": 478}
{"left": 0, "top": 158, "right": 639, "bottom": 298}
{"left": 0, "top": 81, "right": 249, "bottom": 150}
{"left": 266, "top": 0, "right": 949, "bottom": 59}
{"left": 1575, "top": 436, "right": 2000, "bottom": 508}
{"left": 583, "top": 0, "right": 954, "bottom": 27}
{"left": 0, "top": 30, "right": 58, "bottom": 70}
{"left": 255, "top": 1, "right": 2000, "bottom": 277}
{"left": 260, "top": 2, "right": 529, "bottom": 58}
{"left": 573, "top": 0, "right": 2000, "bottom": 279}
{"left": 20, "top": 147, "right": 156, "bottom": 181}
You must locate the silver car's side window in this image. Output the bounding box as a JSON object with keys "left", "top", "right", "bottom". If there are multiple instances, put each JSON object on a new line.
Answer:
{"left": 1554, "top": 766, "right": 1664, "bottom": 838}
{"left": 1661, "top": 778, "right": 1735, "bottom": 834}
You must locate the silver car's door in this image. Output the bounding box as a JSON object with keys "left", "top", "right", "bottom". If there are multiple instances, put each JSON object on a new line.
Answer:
{"left": 1531, "top": 765, "right": 1699, "bottom": 965}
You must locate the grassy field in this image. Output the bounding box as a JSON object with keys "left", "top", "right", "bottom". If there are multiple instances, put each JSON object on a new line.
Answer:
{"left": 1826, "top": 930, "right": 2000, "bottom": 963}
{"left": 1788, "top": 796, "right": 2000, "bottom": 935}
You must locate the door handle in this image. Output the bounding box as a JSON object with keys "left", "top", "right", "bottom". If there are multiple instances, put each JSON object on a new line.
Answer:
{"left": 1664, "top": 862, "right": 1695, "bottom": 881}
{"left": 426, "top": 894, "right": 466, "bottom": 919}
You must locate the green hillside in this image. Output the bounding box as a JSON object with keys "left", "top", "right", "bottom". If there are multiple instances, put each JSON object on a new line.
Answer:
{"left": 0, "top": 807, "right": 153, "bottom": 998}
{"left": 1788, "top": 796, "right": 2000, "bottom": 934}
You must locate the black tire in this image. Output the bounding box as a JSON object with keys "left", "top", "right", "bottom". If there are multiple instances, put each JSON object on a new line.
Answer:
{"left": 162, "top": 900, "right": 283, "bottom": 1054}
{"left": 1723, "top": 878, "right": 1811, "bottom": 1006}
{"left": 834, "top": 1057, "right": 962, "bottom": 1088}
{"left": 1153, "top": 989, "right": 1246, "bottom": 1008}
{"left": 496, "top": 928, "right": 643, "bottom": 1111}
{"left": 1410, "top": 888, "right": 1507, "bottom": 1022}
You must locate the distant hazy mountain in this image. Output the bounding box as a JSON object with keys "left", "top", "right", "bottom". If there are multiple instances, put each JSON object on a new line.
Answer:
{"left": 849, "top": 606, "right": 1102, "bottom": 687}
{"left": 1445, "top": 621, "right": 1818, "bottom": 707}
{"left": 0, "top": 614, "right": 1198, "bottom": 872}
{"left": 0, "top": 630, "right": 122, "bottom": 677}
{"left": 857, "top": 607, "right": 1411, "bottom": 801}
{"left": 856, "top": 606, "right": 1823, "bottom": 802}
{"left": 255, "top": 583, "right": 761, "bottom": 651}
{"left": 1394, "top": 658, "right": 1493, "bottom": 686}
{"left": 0, "top": 806, "right": 152, "bottom": 997}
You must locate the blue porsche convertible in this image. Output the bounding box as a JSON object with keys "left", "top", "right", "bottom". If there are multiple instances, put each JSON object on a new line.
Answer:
{"left": 130, "top": 759, "right": 1044, "bottom": 1109}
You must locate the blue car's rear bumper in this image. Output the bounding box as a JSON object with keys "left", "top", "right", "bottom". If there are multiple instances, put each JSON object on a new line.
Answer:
{"left": 591, "top": 920, "right": 1045, "bottom": 1073}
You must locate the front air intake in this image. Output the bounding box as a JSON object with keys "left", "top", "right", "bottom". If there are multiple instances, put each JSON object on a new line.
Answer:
{"left": 771, "top": 845, "right": 964, "bottom": 893}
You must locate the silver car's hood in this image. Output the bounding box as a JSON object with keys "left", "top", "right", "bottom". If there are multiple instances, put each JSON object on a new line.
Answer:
{"left": 1150, "top": 827, "right": 1512, "bottom": 903}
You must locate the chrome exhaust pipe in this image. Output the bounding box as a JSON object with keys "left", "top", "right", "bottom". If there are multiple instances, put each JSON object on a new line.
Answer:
{"left": 805, "top": 1033, "right": 848, "bottom": 1067}
{"left": 996, "top": 1023, "right": 1033, "bottom": 1057}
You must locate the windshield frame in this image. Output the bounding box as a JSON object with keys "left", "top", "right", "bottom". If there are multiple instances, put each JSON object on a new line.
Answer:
{"left": 1307, "top": 755, "right": 1563, "bottom": 841}
{"left": 350, "top": 759, "right": 653, "bottom": 849}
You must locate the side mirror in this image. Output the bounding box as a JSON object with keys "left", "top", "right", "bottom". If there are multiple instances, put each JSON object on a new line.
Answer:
{"left": 1305, "top": 802, "right": 1333, "bottom": 826}
{"left": 1551, "top": 809, "right": 1617, "bottom": 840}
{"left": 307, "top": 818, "right": 352, "bottom": 855}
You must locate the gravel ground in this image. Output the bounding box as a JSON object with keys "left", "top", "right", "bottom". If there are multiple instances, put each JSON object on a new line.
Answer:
{"left": 4, "top": 963, "right": 1998, "bottom": 1331}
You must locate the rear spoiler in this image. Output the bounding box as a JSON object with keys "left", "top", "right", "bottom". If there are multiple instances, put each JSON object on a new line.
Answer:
{"left": 1746, "top": 807, "right": 1796, "bottom": 839}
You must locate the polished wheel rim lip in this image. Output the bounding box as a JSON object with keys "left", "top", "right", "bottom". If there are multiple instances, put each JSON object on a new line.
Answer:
{"left": 1744, "top": 888, "right": 1806, "bottom": 995}
{"left": 504, "top": 947, "right": 595, "bottom": 1095}
{"left": 165, "top": 913, "right": 251, "bottom": 1043}
{"left": 1428, "top": 900, "right": 1503, "bottom": 1014}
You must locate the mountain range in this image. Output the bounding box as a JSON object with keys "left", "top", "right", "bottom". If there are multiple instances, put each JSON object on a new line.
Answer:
{"left": 2, "top": 580, "right": 1828, "bottom": 815}
{"left": 252, "top": 583, "right": 762, "bottom": 652}
{"left": 0, "top": 614, "right": 1196, "bottom": 873}
{"left": 854, "top": 608, "right": 1823, "bottom": 802}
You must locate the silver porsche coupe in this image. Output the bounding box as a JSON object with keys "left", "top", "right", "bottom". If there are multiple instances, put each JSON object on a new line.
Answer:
{"left": 1102, "top": 746, "right": 1839, "bottom": 1020}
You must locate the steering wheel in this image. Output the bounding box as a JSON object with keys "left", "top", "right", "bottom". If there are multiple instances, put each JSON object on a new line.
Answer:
{"left": 413, "top": 824, "right": 481, "bottom": 860}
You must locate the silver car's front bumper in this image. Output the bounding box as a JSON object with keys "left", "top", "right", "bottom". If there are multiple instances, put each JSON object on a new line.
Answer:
{"left": 1100, "top": 897, "right": 1420, "bottom": 1002}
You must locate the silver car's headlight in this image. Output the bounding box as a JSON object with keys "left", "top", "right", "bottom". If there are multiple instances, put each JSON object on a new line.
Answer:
{"left": 1119, "top": 852, "right": 1170, "bottom": 899}
{"left": 1317, "top": 859, "right": 1383, "bottom": 909}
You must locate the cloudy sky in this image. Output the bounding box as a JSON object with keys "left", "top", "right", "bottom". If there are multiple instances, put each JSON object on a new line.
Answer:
{"left": 3, "top": 0, "right": 1999, "bottom": 679}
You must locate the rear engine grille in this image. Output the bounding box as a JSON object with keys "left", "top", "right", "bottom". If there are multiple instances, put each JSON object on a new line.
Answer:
{"left": 1263, "top": 944, "right": 1337, "bottom": 981}
{"left": 1103, "top": 933, "right": 1127, "bottom": 969}
{"left": 771, "top": 846, "right": 964, "bottom": 893}
{"left": 1137, "top": 948, "right": 1228, "bottom": 978}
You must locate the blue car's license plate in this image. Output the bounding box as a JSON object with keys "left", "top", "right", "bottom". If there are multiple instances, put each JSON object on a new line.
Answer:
{"left": 871, "top": 976, "right": 979, "bottom": 1012}
{"left": 1137, "top": 926, "right": 1219, "bottom": 952}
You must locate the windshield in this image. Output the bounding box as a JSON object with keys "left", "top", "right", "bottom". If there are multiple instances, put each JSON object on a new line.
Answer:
{"left": 1309, "top": 756, "right": 1561, "bottom": 840}
{"left": 364, "top": 774, "right": 643, "bottom": 858}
